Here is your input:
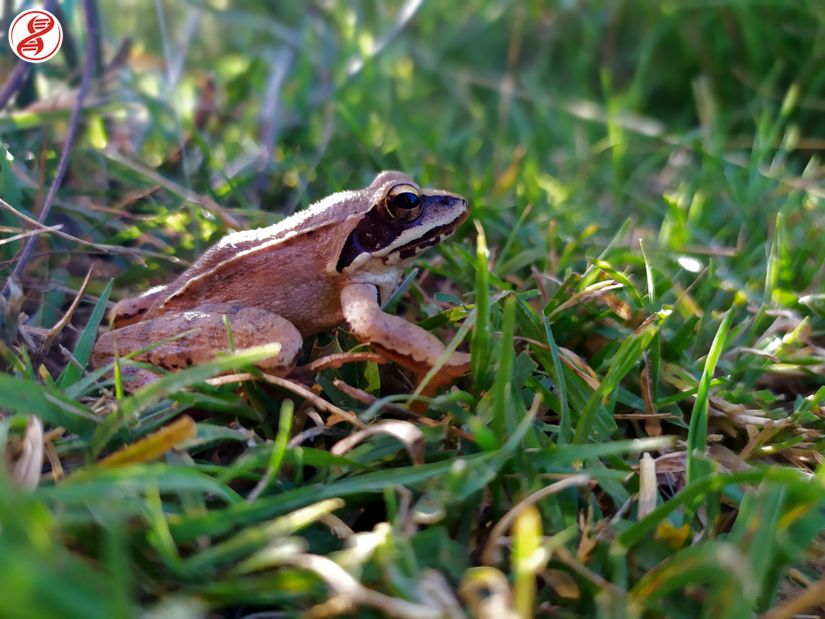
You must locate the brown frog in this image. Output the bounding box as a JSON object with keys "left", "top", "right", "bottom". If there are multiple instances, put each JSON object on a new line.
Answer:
{"left": 92, "top": 171, "right": 471, "bottom": 389}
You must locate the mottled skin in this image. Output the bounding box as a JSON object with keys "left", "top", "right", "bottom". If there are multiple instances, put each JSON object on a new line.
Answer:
{"left": 93, "top": 171, "right": 470, "bottom": 386}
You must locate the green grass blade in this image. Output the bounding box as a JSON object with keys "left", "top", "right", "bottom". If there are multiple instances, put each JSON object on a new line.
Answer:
{"left": 616, "top": 467, "right": 821, "bottom": 551}
{"left": 686, "top": 307, "right": 733, "bottom": 485}
{"left": 58, "top": 279, "right": 113, "bottom": 388}
{"left": 39, "top": 464, "right": 242, "bottom": 505}
{"left": 573, "top": 320, "right": 659, "bottom": 443}
{"left": 90, "top": 344, "right": 286, "bottom": 458}
{"left": 629, "top": 542, "right": 755, "bottom": 618}
{"left": 0, "top": 375, "right": 99, "bottom": 435}
{"left": 491, "top": 294, "right": 516, "bottom": 440}
{"left": 542, "top": 316, "right": 570, "bottom": 444}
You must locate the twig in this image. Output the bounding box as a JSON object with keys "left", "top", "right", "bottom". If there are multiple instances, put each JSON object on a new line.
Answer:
{"left": 37, "top": 267, "right": 93, "bottom": 354}
{"left": 0, "top": 225, "right": 63, "bottom": 247}
{"left": 0, "top": 62, "right": 32, "bottom": 111}
{"left": 763, "top": 572, "right": 825, "bottom": 619}
{"left": 0, "top": 197, "right": 181, "bottom": 262}
{"left": 3, "top": 0, "right": 97, "bottom": 295}
{"left": 103, "top": 148, "right": 242, "bottom": 229}
{"left": 252, "top": 47, "right": 293, "bottom": 196}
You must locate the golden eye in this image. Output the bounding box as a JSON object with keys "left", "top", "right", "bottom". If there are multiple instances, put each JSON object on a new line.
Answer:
{"left": 385, "top": 184, "right": 422, "bottom": 221}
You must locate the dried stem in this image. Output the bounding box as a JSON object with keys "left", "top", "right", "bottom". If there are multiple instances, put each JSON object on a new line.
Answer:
{"left": 2, "top": 0, "right": 97, "bottom": 295}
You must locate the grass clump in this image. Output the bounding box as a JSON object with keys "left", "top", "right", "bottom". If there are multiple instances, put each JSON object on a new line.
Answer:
{"left": 2, "top": 1, "right": 825, "bottom": 617}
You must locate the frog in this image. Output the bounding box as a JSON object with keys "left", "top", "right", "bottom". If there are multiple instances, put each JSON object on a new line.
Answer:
{"left": 92, "top": 171, "right": 471, "bottom": 391}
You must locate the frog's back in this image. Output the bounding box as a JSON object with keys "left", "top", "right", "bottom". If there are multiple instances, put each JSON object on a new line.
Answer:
{"left": 170, "top": 189, "right": 363, "bottom": 282}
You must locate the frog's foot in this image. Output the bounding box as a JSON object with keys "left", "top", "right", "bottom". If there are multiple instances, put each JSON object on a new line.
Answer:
{"left": 341, "top": 283, "right": 470, "bottom": 409}
{"left": 93, "top": 302, "right": 303, "bottom": 388}
{"left": 372, "top": 344, "right": 469, "bottom": 412}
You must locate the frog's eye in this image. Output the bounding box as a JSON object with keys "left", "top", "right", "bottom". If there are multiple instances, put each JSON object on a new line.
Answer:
{"left": 385, "top": 184, "right": 421, "bottom": 221}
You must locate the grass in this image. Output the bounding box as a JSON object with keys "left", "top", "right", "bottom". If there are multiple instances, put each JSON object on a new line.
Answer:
{"left": 2, "top": 0, "right": 825, "bottom": 617}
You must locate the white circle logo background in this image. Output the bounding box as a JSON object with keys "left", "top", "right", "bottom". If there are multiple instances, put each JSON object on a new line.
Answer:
{"left": 8, "top": 9, "right": 63, "bottom": 63}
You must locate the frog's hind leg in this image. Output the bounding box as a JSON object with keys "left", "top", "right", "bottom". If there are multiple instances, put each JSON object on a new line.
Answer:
{"left": 93, "top": 303, "right": 303, "bottom": 387}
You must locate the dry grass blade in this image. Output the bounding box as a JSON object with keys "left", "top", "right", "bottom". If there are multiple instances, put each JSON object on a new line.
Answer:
{"left": 331, "top": 379, "right": 475, "bottom": 440}
{"left": 290, "top": 553, "right": 444, "bottom": 619}
{"left": 547, "top": 280, "right": 624, "bottom": 320}
{"left": 302, "top": 352, "right": 384, "bottom": 374}
{"left": 481, "top": 474, "right": 591, "bottom": 565}
{"left": 331, "top": 420, "right": 425, "bottom": 465}
{"left": 637, "top": 453, "right": 657, "bottom": 519}
{"left": 4, "top": 416, "right": 44, "bottom": 490}
{"left": 417, "top": 570, "right": 466, "bottom": 619}
{"left": 97, "top": 415, "right": 195, "bottom": 467}
{"left": 0, "top": 225, "right": 64, "bottom": 247}
{"left": 762, "top": 575, "right": 825, "bottom": 619}
{"left": 206, "top": 372, "right": 365, "bottom": 429}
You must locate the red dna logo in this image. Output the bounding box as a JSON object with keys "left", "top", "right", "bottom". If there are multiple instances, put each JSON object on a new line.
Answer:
{"left": 9, "top": 9, "right": 63, "bottom": 63}
{"left": 17, "top": 13, "right": 54, "bottom": 57}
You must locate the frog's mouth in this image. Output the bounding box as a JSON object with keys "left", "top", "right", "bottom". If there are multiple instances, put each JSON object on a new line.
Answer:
{"left": 392, "top": 220, "right": 463, "bottom": 261}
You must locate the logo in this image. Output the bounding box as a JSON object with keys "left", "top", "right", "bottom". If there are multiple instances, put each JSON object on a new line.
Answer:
{"left": 8, "top": 8, "right": 62, "bottom": 63}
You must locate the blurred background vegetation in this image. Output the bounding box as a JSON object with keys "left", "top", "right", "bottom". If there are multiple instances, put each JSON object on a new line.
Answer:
{"left": 2, "top": 0, "right": 825, "bottom": 617}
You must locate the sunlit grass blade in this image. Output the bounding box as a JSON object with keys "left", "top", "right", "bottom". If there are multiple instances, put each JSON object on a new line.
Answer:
{"left": 686, "top": 307, "right": 733, "bottom": 485}
{"left": 512, "top": 504, "right": 544, "bottom": 619}
{"left": 471, "top": 219, "right": 492, "bottom": 387}
{"left": 179, "top": 498, "right": 344, "bottom": 577}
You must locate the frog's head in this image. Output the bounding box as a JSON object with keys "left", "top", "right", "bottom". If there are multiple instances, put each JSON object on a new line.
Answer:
{"left": 336, "top": 171, "right": 469, "bottom": 274}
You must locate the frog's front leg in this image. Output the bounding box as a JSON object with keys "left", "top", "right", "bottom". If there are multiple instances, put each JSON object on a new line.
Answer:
{"left": 92, "top": 302, "right": 303, "bottom": 384}
{"left": 341, "top": 283, "right": 471, "bottom": 391}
